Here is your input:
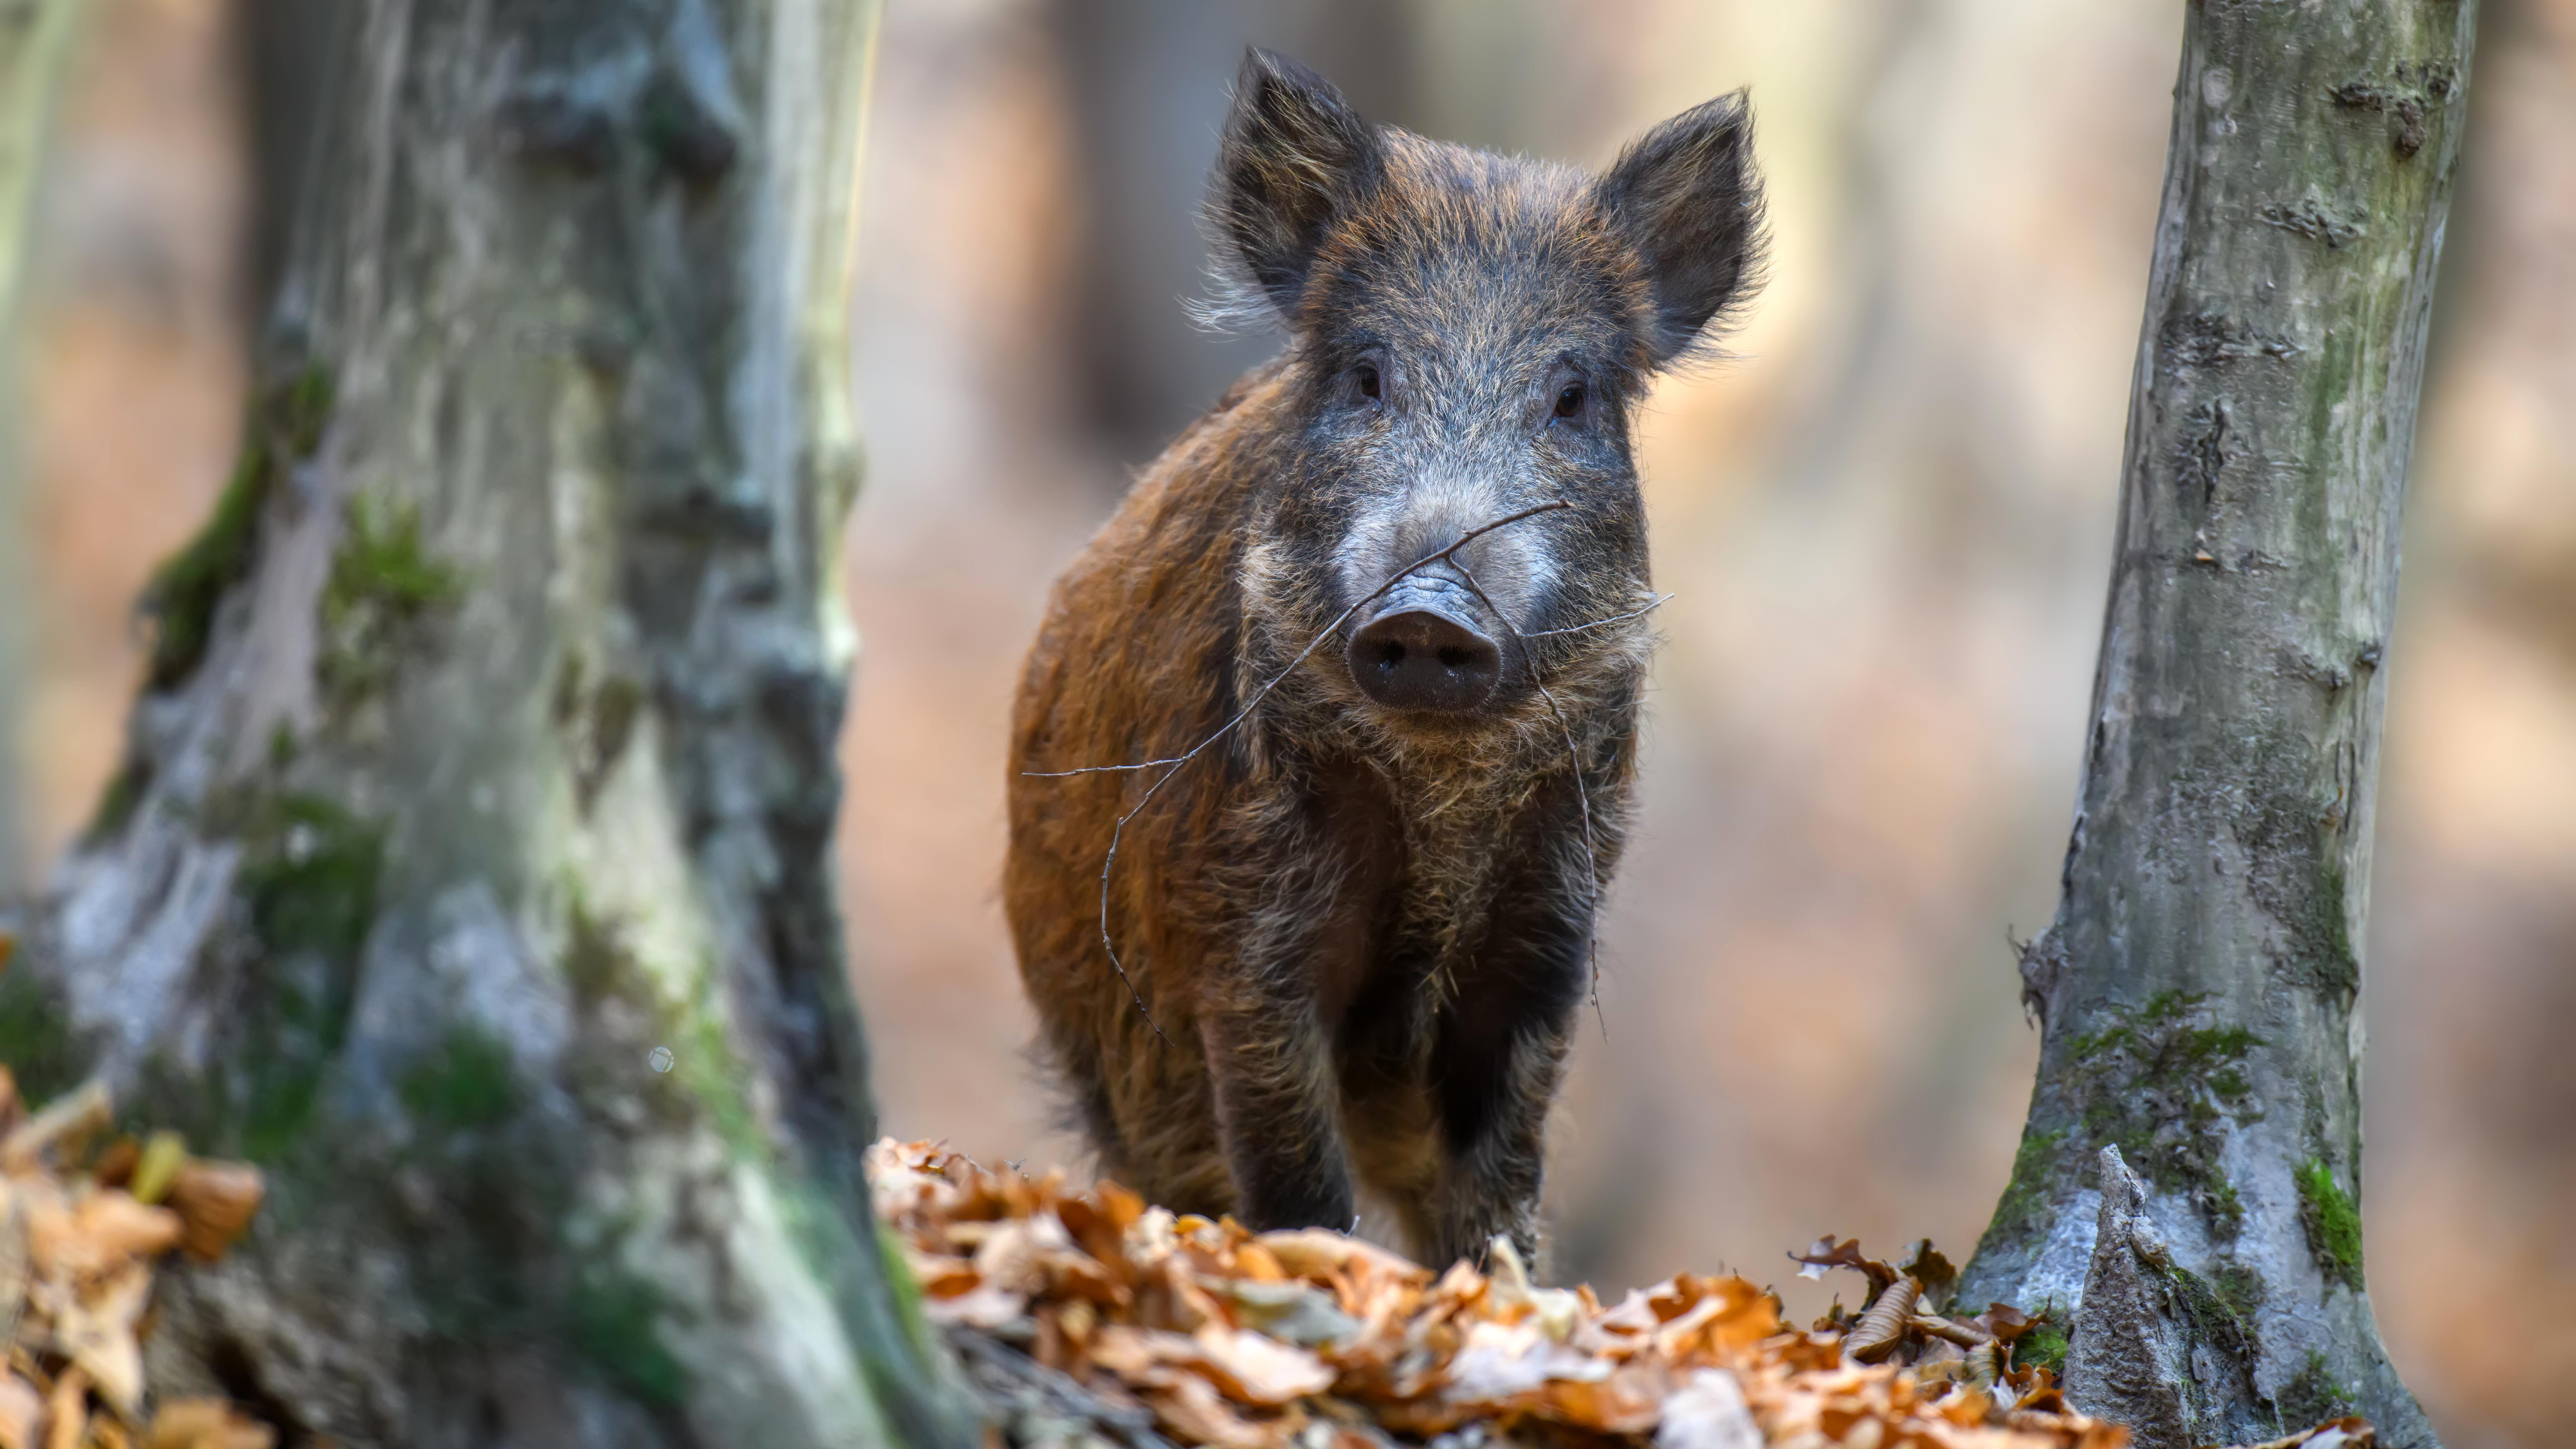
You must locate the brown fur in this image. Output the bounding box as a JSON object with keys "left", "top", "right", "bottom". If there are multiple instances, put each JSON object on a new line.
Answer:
{"left": 1006, "top": 50, "right": 1762, "bottom": 1269}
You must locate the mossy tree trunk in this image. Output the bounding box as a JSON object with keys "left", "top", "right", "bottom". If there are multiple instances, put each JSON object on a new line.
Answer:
{"left": 1957, "top": 3, "right": 2475, "bottom": 1446}
{"left": 1, "top": 2, "right": 974, "bottom": 1445}
{"left": 0, "top": 0, "right": 82, "bottom": 893}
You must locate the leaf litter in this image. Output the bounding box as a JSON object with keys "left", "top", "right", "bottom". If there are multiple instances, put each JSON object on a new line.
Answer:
{"left": 876, "top": 1142, "right": 2386, "bottom": 1449}
{"left": 0, "top": 1060, "right": 271, "bottom": 1449}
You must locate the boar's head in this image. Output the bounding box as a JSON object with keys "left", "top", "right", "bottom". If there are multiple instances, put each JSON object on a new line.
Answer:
{"left": 1207, "top": 49, "right": 1764, "bottom": 744}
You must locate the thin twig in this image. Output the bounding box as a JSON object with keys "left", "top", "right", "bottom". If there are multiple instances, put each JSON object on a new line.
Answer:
{"left": 1025, "top": 502, "right": 1574, "bottom": 1039}
{"left": 1521, "top": 593, "right": 1673, "bottom": 639}
{"left": 1022, "top": 502, "right": 1575, "bottom": 781}
{"left": 1450, "top": 562, "right": 1611, "bottom": 1042}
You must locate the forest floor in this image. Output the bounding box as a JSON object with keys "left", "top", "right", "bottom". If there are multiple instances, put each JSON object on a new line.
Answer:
{"left": 0, "top": 931, "right": 2375, "bottom": 1449}
{"left": 884, "top": 1140, "right": 2376, "bottom": 1449}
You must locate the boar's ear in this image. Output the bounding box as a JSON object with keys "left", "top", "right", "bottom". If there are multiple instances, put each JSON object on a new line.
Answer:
{"left": 1210, "top": 48, "right": 1383, "bottom": 320}
{"left": 1594, "top": 89, "right": 1767, "bottom": 365}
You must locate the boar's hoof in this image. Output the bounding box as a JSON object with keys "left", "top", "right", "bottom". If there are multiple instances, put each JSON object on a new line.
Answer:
{"left": 1348, "top": 607, "right": 1502, "bottom": 713}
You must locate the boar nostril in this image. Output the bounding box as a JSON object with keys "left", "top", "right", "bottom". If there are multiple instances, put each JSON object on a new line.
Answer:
{"left": 1347, "top": 608, "right": 1502, "bottom": 714}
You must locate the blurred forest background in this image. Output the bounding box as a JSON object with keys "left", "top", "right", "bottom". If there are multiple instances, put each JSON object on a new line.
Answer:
{"left": 1, "top": 2, "right": 2569, "bottom": 1445}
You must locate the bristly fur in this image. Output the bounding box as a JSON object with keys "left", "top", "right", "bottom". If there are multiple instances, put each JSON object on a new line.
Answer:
{"left": 1007, "top": 47, "right": 1765, "bottom": 1272}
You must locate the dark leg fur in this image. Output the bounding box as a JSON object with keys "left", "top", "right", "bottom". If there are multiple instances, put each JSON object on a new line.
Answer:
{"left": 1425, "top": 837, "right": 1594, "bottom": 1270}
{"left": 1195, "top": 793, "right": 1393, "bottom": 1233}
{"left": 1202, "top": 993, "right": 1357, "bottom": 1231}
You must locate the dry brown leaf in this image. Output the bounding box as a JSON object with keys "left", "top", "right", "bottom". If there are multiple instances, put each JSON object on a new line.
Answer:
{"left": 145, "top": 1398, "right": 277, "bottom": 1449}
{"left": 0, "top": 1085, "right": 112, "bottom": 1178}
{"left": 0, "top": 1373, "right": 40, "bottom": 1449}
{"left": 85, "top": 1142, "right": 139, "bottom": 1195}
{"left": 1253, "top": 1228, "right": 1425, "bottom": 1288}
{"left": 1189, "top": 1325, "right": 1333, "bottom": 1404}
{"left": 1844, "top": 1276, "right": 1920, "bottom": 1364}
{"left": 163, "top": 1164, "right": 263, "bottom": 1263}
{"left": 920, "top": 1283, "right": 1026, "bottom": 1330}
{"left": 41, "top": 1366, "right": 84, "bottom": 1449}
{"left": 1142, "top": 1371, "right": 1273, "bottom": 1449}
{"left": 76, "top": 1196, "right": 184, "bottom": 1275}
{"left": 47, "top": 1262, "right": 151, "bottom": 1416}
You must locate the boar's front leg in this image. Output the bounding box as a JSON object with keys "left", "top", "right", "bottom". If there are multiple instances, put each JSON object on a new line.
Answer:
{"left": 1202, "top": 987, "right": 1354, "bottom": 1233}
{"left": 1426, "top": 863, "right": 1591, "bottom": 1271}
{"left": 1198, "top": 829, "right": 1374, "bottom": 1234}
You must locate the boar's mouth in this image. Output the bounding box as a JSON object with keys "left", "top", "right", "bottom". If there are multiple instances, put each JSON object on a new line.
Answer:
{"left": 1345, "top": 578, "right": 1505, "bottom": 714}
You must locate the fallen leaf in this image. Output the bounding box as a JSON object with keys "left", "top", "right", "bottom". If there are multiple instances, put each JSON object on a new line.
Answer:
{"left": 1658, "top": 1368, "right": 1761, "bottom": 1449}
{"left": 128, "top": 1135, "right": 188, "bottom": 1208}
{"left": 1, "top": 1083, "right": 112, "bottom": 1177}
{"left": 42, "top": 1367, "right": 85, "bottom": 1449}
{"left": 77, "top": 1195, "right": 186, "bottom": 1272}
{"left": 0, "top": 1374, "right": 39, "bottom": 1449}
{"left": 145, "top": 1398, "right": 277, "bottom": 1449}
{"left": 1203, "top": 1277, "right": 1360, "bottom": 1349}
{"left": 164, "top": 1162, "right": 264, "bottom": 1262}
{"left": 920, "top": 1283, "right": 1026, "bottom": 1330}
{"left": 49, "top": 1262, "right": 153, "bottom": 1415}
{"left": 1141, "top": 1371, "right": 1273, "bottom": 1449}
{"left": 1445, "top": 1318, "right": 1613, "bottom": 1398}
{"left": 1191, "top": 1325, "right": 1334, "bottom": 1404}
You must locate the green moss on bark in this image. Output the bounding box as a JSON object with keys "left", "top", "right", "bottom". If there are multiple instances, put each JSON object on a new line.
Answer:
{"left": 0, "top": 968, "right": 89, "bottom": 1103}
{"left": 2211, "top": 1259, "right": 2264, "bottom": 1322}
{"left": 2294, "top": 1158, "right": 2365, "bottom": 1290}
{"left": 217, "top": 793, "right": 386, "bottom": 1160}
{"left": 2064, "top": 992, "right": 2261, "bottom": 1239}
{"left": 1972, "top": 1127, "right": 2068, "bottom": 1263}
{"left": 2276, "top": 1350, "right": 2359, "bottom": 1428}
{"left": 2162, "top": 1262, "right": 2259, "bottom": 1363}
{"left": 401, "top": 1028, "right": 524, "bottom": 1131}
{"left": 2019, "top": 1318, "right": 2069, "bottom": 1376}
{"left": 143, "top": 366, "right": 334, "bottom": 690}
{"left": 568, "top": 1264, "right": 689, "bottom": 1408}
{"left": 83, "top": 756, "right": 153, "bottom": 844}
{"left": 320, "top": 499, "right": 463, "bottom": 710}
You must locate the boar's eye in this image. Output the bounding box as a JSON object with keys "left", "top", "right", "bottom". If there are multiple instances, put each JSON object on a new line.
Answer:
{"left": 1552, "top": 381, "right": 1587, "bottom": 422}
{"left": 1354, "top": 362, "right": 1383, "bottom": 403}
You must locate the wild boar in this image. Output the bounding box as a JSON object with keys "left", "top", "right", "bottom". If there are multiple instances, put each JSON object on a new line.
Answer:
{"left": 1006, "top": 47, "right": 1763, "bottom": 1269}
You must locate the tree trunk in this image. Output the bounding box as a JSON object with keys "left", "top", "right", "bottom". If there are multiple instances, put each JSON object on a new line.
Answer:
{"left": 0, "top": 2, "right": 975, "bottom": 1446}
{"left": 1957, "top": 4, "right": 2475, "bottom": 1446}
{"left": 0, "top": 0, "right": 81, "bottom": 893}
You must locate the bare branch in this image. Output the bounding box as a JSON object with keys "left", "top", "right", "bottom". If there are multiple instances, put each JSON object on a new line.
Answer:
{"left": 1450, "top": 561, "right": 1610, "bottom": 1041}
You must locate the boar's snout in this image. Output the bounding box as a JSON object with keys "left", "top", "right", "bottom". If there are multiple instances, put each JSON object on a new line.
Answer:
{"left": 1347, "top": 585, "right": 1503, "bottom": 714}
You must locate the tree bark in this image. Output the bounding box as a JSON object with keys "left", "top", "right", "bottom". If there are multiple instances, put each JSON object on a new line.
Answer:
{"left": 0, "top": 0, "right": 82, "bottom": 893}
{"left": 0, "top": 2, "right": 975, "bottom": 1446}
{"left": 1958, "top": 4, "right": 2475, "bottom": 1447}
